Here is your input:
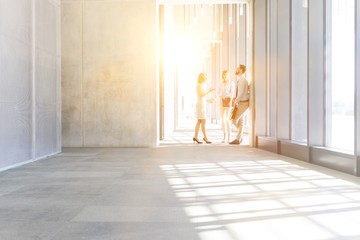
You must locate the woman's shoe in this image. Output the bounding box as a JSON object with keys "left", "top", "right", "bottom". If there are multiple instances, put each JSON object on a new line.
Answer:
{"left": 229, "top": 139, "right": 240, "bottom": 145}
{"left": 203, "top": 138, "right": 212, "bottom": 144}
{"left": 193, "top": 137, "right": 203, "bottom": 144}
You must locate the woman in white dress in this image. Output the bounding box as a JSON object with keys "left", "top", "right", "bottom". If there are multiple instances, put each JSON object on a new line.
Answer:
{"left": 193, "top": 73, "right": 214, "bottom": 144}
{"left": 219, "top": 70, "right": 235, "bottom": 142}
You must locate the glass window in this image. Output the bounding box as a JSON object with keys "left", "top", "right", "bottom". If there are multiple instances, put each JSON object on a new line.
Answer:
{"left": 291, "top": 0, "right": 308, "bottom": 143}
{"left": 326, "top": 0, "right": 355, "bottom": 152}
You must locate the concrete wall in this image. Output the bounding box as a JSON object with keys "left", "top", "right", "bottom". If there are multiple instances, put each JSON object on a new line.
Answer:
{"left": 162, "top": 5, "right": 176, "bottom": 138}
{"left": 0, "top": 0, "right": 61, "bottom": 170}
{"left": 62, "top": 0, "right": 158, "bottom": 147}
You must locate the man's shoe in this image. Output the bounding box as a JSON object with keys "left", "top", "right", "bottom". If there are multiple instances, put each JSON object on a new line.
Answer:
{"left": 229, "top": 139, "right": 240, "bottom": 145}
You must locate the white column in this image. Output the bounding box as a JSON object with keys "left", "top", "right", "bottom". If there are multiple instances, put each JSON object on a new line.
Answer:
{"left": 355, "top": 0, "right": 360, "bottom": 175}
{"left": 308, "top": 0, "right": 325, "bottom": 147}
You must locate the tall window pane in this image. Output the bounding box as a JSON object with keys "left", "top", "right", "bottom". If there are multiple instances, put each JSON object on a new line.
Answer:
{"left": 291, "top": 0, "right": 308, "bottom": 143}
{"left": 326, "top": 0, "right": 354, "bottom": 151}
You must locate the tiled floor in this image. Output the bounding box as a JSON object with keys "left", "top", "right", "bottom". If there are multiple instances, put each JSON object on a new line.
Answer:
{"left": 1, "top": 132, "right": 360, "bottom": 239}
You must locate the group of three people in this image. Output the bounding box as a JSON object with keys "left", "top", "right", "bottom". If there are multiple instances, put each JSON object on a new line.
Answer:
{"left": 193, "top": 64, "right": 249, "bottom": 145}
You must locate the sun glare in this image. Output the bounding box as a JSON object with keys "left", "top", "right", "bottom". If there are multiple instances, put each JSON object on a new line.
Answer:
{"left": 160, "top": 160, "right": 360, "bottom": 240}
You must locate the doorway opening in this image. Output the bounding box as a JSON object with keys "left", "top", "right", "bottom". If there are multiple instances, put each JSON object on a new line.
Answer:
{"left": 158, "top": 1, "right": 253, "bottom": 145}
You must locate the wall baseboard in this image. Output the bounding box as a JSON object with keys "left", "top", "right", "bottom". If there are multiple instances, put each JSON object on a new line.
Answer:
{"left": 0, "top": 151, "right": 61, "bottom": 173}
{"left": 256, "top": 135, "right": 356, "bottom": 176}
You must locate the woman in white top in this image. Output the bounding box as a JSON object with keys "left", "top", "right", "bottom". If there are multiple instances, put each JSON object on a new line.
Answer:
{"left": 193, "top": 73, "right": 214, "bottom": 144}
{"left": 219, "top": 70, "right": 235, "bottom": 142}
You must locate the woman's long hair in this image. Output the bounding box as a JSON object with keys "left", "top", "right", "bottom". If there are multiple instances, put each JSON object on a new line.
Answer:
{"left": 197, "top": 73, "right": 206, "bottom": 84}
{"left": 222, "top": 70, "right": 229, "bottom": 83}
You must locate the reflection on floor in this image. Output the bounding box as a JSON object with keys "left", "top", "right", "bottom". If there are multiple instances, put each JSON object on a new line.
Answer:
{"left": 160, "top": 157, "right": 360, "bottom": 240}
{"left": 1, "top": 146, "right": 360, "bottom": 239}
{"left": 160, "top": 122, "right": 249, "bottom": 146}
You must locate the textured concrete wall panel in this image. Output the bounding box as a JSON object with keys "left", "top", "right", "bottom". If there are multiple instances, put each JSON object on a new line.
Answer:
{"left": 35, "top": 0, "right": 61, "bottom": 158}
{"left": 0, "top": 0, "right": 61, "bottom": 169}
{"left": 61, "top": 2, "right": 83, "bottom": 146}
{"left": 0, "top": 0, "right": 31, "bottom": 42}
{"left": 62, "top": 0, "right": 157, "bottom": 147}
{"left": 0, "top": 1, "right": 32, "bottom": 168}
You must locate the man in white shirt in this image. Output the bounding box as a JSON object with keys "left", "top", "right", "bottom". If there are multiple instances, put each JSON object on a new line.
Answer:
{"left": 229, "top": 64, "right": 249, "bottom": 145}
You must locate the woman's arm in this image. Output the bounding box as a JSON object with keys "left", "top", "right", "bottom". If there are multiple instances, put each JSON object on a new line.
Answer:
{"left": 198, "top": 86, "right": 215, "bottom": 97}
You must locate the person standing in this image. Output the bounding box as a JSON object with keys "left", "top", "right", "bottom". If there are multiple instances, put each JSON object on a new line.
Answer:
{"left": 219, "top": 70, "right": 235, "bottom": 143}
{"left": 229, "top": 64, "right": 249, "bottom": 145}
{"left": 193, "top": 73, "right": 214, "bottom": 144}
